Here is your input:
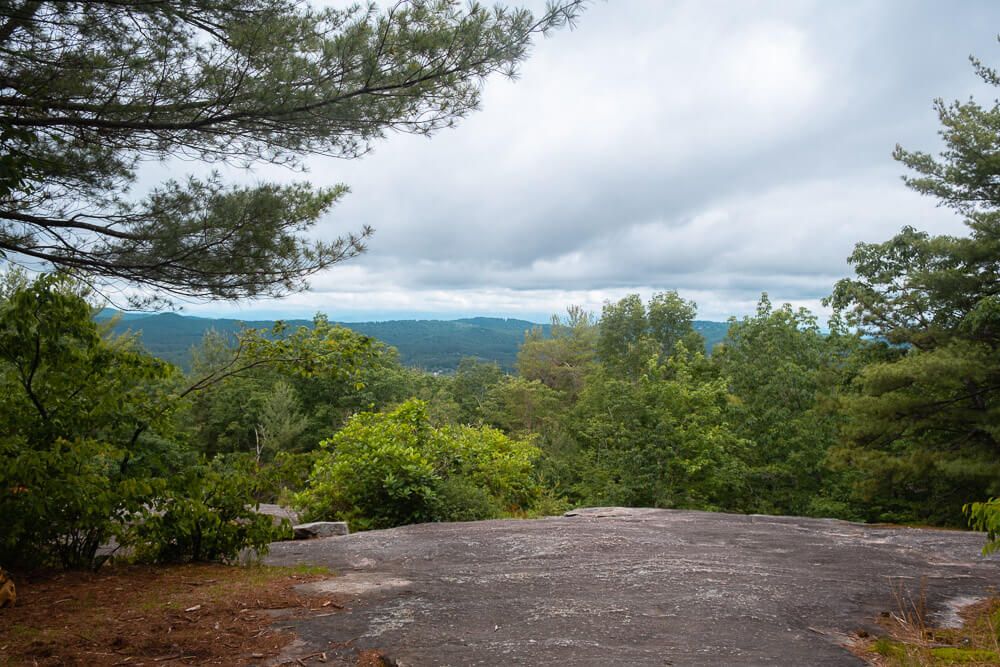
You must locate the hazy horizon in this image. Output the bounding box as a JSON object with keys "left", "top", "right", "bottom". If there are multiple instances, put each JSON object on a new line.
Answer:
{"left": 123, "top": 0, "right": 999, "bottom": 323}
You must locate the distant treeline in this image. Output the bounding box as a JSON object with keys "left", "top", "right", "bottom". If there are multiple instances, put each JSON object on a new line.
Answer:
{"left": 97, "top": 310, "right": 730, "bottom": 372}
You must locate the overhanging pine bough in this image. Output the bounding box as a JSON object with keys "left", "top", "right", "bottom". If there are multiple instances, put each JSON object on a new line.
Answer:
{"left": 0, "top": 0, "right": 585, "bottom": 304}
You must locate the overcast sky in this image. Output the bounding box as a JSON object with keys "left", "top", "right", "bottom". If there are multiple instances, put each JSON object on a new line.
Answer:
{"left": 182, "top": 0, "right": 999, "bottom": 323}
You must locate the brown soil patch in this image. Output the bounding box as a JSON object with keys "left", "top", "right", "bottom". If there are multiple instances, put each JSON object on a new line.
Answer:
{"left": 0, "top": 563, "right": 344, "bottom": 666}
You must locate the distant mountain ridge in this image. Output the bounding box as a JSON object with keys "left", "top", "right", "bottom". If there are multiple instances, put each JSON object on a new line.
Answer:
{"left": 97, "top": 310, "right": 730, "bottom": 372}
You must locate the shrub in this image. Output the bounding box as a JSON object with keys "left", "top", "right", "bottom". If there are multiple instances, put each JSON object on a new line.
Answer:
{"left": 127, "top": 458, "right": 288, "bottom": 563}
{"left": 294, "top": 400, "right": 541, "bottom": 530}
{"left": 0, "top": 272, "right": 175, "bottom": 569}
{"left": 965, "top": 498, "right": 1000, "bottom": 555}
{"left": 431, "top": 477, "right": 503, "bottom": 522}
{"left": 0, "top": 437, "right": 159, "bottom": 569}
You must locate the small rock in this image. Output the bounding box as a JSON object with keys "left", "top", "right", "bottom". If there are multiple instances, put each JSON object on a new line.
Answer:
{"left": 293, "top": 521, "right": 350, "bottom": 540}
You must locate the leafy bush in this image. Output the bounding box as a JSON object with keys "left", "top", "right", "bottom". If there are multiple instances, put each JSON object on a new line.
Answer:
{"left": 294, "top": 400, "right": 541, "bottom": 530}
{"left": 127, "top": 458, "right": 288, "bottom": 563}
{"left": 0, "top": 273, "right": 174, "bottom": 569}
{"left": 965, "top": 498, "right": 1000, "bottom": 555}
{"left": 431, "top": 477, "right": 503, "bottom": 522}
{"left": 258, "top": 451, "right": 320, "bottom": 503}
{"left": 0, "top": 436, "right": 160, "bottom": 569}
{"left": 0, "top": 273, "right": 291, "bottom": 569}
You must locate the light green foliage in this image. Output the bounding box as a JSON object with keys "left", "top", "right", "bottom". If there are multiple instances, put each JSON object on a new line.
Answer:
{"left": 964, "top": 499, "right": 1000, "bottom": 555}
{"left": 126, "top": 457, "right": 288, "bottom": 564}
{"left": 828, "top": 56, "right": 1000, "bottom": 526}
{"left": 648, "top": 291, "right": 705, "bottom": 358}
{"left": 598, "top": 292, "right": 704, "bottom": 380}
{"left": 184, "top": 315, "right": 399, "bottom": 458}
{"left": 0, "top": 272, "right": 175, "bottom": 568}
{"left": 434, "top": 423, "right": 541, "bottom": 513}
{"left": 294, "top": 400, "right": 541, "bottom": 530}
{"left": 1, "top": 0, "right": 586, "bottom": 304}
{"left": 715, "top": 295, "right": 862, "bottom": 518}
{"left": 517, "top": 306, "right": 598, "bottom": 397}
{"left": 297, "top": 400, "right": 440, "bottom": 529}
{"left": 570, "top": 347, "right": 748, "bottom": 510}
{"left": 450, "top": 357, "right": 505, "bottom": 424}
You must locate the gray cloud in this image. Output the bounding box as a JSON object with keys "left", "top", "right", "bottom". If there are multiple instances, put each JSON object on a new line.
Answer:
{"left": 184, "top": 0, "right": 1000, "bottom": 322}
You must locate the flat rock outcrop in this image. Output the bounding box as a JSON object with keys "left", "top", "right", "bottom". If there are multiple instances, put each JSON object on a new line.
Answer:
{"left": 265, "top": 507, "right": 1000, "bottom": 666}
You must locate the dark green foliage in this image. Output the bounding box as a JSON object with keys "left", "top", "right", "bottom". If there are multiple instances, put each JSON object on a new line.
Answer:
{"left": 126, "top": 457, "right": 288, "bottom": 564}
{"left": 568, "top": 348, "right": 748, "bottom": 510}
{"left": 432, "top": 477, "right": 504, "bottom": 523}
{"left": 0, "top": 272, "right": 175, "bottom": 568}
{"left": 1, "top": 0, "right": 586, "bottom": 303}
{"left": 257, "top": 451, "right": 321, "bottom": 504}
{"left": 517, "top": 306, "right": 598, "bottom": 397}
{"left": 1, "top": 436, "right": 163, "bottom": 569}
{"left": 828, "top": 55, "right": 1000, "bottom": 527}
{"left": 98, "top": 310, "right": 728, "bottom": 372}
{"left": 1, "top": 273, "right": 329, "bottom": 569}
{"left": 598, "top": 292, "right": 705, "bottom": 379}
{"left": 183, "top": 316, "right": 396, "bottom": 458}
{"left": 450, "top": 357, "right": 505, "bottom": 424}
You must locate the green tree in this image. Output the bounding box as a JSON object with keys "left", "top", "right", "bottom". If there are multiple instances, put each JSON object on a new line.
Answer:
{"left": 517, "top": 305, "right": 597, "bottom": 397}
{"left": 828, "top": 55, "right": 1000, "bottom": 525}
{"left": 598, "top": 292, "right": 704, "bottom": 379}
{"left": 254, "top": 380, "right": 309, "bottom": 462}
{"left": 569, "top": 346, "right": 747, "bottom": 510}
{"left": 715, "top": 295, "right": 861, "bottom": 518}
{"left": 0, "top": 272, "right": 177, "bottom": 568}
{"left": 451, "top": 357, "right": 505, "bottom": 424}
{"left": 597, "top": 294, "right": 648, "bottom": 378}
{"left": 647, "top": 291, "right": 704, "bottom": 357}
{"left": 183, "top": 315, "right": 394, "bottom": 457}
{"left": 0, "top": 0, "right": 585, "bottom": 303}
{"left": 125, "top": 456, "right": 286, "bottom": 564}
{"left": 484, "top": 375, "right": 563, "bottom": 435}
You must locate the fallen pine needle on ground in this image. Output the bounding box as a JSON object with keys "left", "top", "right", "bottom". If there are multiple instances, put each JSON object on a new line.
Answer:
{"left": 0, "top": 562, "right": 344, "bottom": 666}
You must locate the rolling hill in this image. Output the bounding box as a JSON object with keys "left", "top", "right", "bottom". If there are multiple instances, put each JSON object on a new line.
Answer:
{"left": 97, "top": 311, "right": 730, "bottom": 372}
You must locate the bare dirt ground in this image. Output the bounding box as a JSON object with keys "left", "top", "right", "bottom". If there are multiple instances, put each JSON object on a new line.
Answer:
{"left": 264, "top": 508, "right": 1000, "bottom": 666}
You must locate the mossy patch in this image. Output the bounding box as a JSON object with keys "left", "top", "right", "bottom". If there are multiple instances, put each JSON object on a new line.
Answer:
{"left": 929, "top": 647, "right": 1000, "bottom": 664}
{"left": 858, "top": 596, "right": 1000, "bottom": 667}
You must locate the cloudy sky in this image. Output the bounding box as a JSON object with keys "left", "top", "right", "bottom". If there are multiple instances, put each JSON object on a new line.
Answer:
{"left": 185, "top": 0, "right": 999, "bottom": 323}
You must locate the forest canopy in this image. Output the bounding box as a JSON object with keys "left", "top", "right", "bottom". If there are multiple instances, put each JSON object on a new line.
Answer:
{"left": 3, "top": 3, "right": 1000, "bottom": 570}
